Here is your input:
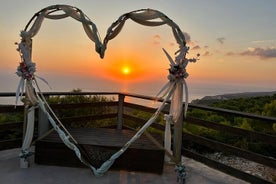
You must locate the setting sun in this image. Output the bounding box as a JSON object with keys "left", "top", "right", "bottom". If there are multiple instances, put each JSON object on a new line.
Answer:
{"left": 122, "top": 66, "right": 130, "bottom": 75}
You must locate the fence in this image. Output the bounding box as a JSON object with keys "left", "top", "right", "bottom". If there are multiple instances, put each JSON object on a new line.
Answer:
{"left": 0, "top": 92, "right": 275, "bottom": 183}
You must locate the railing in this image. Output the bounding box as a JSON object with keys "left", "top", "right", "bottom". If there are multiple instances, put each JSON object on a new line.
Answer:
{"left": 0, "top": 92, "right": 275, "bottom": 184}
{"left": 184, "top": 104, "right": 276, "bottom": 184}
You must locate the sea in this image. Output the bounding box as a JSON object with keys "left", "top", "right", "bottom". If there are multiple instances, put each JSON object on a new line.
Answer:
{"left": 1, "top": 78, "right": 275, "bottom": 106}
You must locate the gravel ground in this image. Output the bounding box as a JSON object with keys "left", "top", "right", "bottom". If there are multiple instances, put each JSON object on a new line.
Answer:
{"left": 204, "top": 152, "right": 276, "bottom": 183}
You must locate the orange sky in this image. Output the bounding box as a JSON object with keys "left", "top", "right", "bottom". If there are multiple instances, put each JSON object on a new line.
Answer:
{"left": 28, "top": 21, "right": 176, "bottom": 84}
{"left": 1, "top": 1, "right": 276, "bottom": 98}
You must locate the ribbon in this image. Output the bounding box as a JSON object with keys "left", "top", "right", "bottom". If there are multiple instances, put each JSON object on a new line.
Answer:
{"left": 14, "top": 5, "right": 199, "bottom": 179}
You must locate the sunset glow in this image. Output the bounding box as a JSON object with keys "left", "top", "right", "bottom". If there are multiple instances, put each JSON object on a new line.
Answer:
{"left": 122, "top": 66, "right": 130, "bottom": 75}
{"left": 104, "top": 60, "right": 144, "bottom": 82}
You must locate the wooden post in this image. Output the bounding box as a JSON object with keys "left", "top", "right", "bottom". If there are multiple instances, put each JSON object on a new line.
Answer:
{"left": 22, "top": 106, "right": 28, "bottom": 142}
{"left": 38, "top": 95, "right": 50, "bottom": 137}
{"left": 173, "top": 110, "right": 183, "bottom": 164}
{"left": 117, "top": 94, "right": 125, "bottom": 130}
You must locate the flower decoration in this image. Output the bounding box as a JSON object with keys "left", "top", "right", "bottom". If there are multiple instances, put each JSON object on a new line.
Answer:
{"left": 16, "top": 61, "right": 36, "bottom": 80}
{"left": 19, "top": 149, "right": 33, "bottom": 159}
{"left": 168, "top": 64, "right": 189, "bottom": 81}
{"left": 175, "top": 164, "right": 186, "bottom": 183}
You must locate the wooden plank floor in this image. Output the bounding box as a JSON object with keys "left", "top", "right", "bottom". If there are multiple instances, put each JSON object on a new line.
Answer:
{"left": 35, "top": 128, "right": 165, "bottom": 174}
{"left": 40, "top": 128, "right": 161, "bottom": 149}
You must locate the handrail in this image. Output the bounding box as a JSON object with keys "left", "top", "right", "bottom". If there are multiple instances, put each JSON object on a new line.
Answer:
{"left": 186, "top": 116, "right": 276, "bottom": 144}
{"left": 0, "top": 92, "right": 119, "bottom": 97}
{"left": 188, "top": 103, "right": 276, "bottom": 123}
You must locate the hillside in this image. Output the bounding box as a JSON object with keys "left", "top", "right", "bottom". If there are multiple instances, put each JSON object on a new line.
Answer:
{"left": 191, "top": 91, "right": 276, "bottom": 105}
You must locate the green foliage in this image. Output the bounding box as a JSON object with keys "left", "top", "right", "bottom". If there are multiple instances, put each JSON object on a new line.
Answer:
{"left": 48, "top": 89, "right": 115, "bottom": 128}
{"left": 0, "top": 114, "right": 7, "bottom": 122}
{"left": 238, "top": 119, "right": 253, "bottom": 131}
{"left": 184, "top": 123, "right": 219, "bottom": 139}
{"left": 272, "top": 175, "right": 276, "bottom": 182}
{"left": 209, "top": 95, "right": 276, "bottom": 134}
{"left": 273, "top": 123, "right": 276, "bottom": 132}
{"left": 49, "top": 89, "right": 113, "bottom": 105}
{"left": 0, "top": 108, "right": 24, "bottom": 141}
{"left": 0, "top": 113, "right": 23, "bottom": 124}
{"left": 187, "top": 109, "right": 208, "bottom": 119}
{"left": 207, "top": 114, "right": 226, "bottom": 123}
{"left": 186, "top": 94, "right": 276, "bottom": 156}
{"left": 233, "top": 138, "right": 249, "bottom": 150}
{"left": 212, "top": 95, "right": 276, "bottom": 115}
{"left": 0, "top": 111, "right": 24, "bottom": 141}
{"left": 263, "top": 100, "right": 276, "bottom": 117}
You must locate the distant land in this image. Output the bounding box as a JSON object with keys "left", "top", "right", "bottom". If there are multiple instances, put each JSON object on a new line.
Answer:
{"left": 191, "top": 91, "right": 276, "bottom": 105}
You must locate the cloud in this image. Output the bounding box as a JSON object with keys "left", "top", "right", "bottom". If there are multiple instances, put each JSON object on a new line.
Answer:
{"left": 239, "top": 47, "right": 276, "bottom": 59}
{"left": 217, "top": 37, "right": 225, "bottom": 44}
{"left": 153, "top": 34, "right": 161, "bottom": 45}
{"left": 169, "top": 42, "right": 175, "bottom": 47}
{"left": 202, "top": 51, "right": 211, "bottom": 56}
{"left": 153, "top": 34, "right": 161, "bottom": 39}
{"left": 191, "top": 45, "right": 201, "bottom": 50}
{"left": 251, "top": 39, "right": 276, "bottom": 44}
{"left": 152, "top": 32, "right": 191, "bottom": 47}
{"left": 226, "top": 52, "right": 235, "bottom": 56}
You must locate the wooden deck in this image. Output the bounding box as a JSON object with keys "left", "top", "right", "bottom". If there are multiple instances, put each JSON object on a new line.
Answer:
{"left": 35, "top": 128, "right": 165, "bottom": 174}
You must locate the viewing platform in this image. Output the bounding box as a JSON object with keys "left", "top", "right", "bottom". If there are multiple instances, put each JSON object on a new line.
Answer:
{"left": 0, "top": 92, "right": 275, "bottom": 183}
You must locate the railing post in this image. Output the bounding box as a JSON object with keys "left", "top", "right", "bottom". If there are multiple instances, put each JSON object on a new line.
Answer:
{"left": 117, "top": 94, "right": 125, "bottom": 130}
{"left": 38, "top": 96, "right": 50, "bottom": 137}
{"left": 173, "top": 110, "right": 183, "bottom": 164}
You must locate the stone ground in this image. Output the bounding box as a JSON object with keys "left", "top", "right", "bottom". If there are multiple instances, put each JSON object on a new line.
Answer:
{"left": 204, "top": 152, "right": 276, "bottom": 183}
{"left": 0, "top": 148, "right": 250, "bottom": 184}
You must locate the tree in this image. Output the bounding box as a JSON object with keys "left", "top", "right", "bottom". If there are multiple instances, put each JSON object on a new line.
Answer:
{"left": 263, "top": 100, "right": 276, "bottom": 117}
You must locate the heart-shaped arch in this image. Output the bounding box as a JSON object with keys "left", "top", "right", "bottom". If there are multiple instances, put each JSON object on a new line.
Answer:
{"left": 16, "top": 4, "right": 198, "bottom": 181}
{"left": 19, "top": 5, "right": 187, "bottom": 58}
